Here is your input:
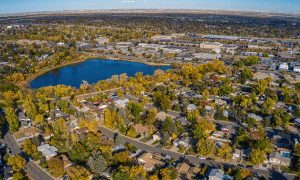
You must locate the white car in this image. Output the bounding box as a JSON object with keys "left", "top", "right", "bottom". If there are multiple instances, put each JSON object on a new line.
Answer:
{"left": 165, "top": 154, "right": 171, "bottom": 158}
{"left": 197, "top": 156, "right": 206, "bottom": 159}
{"left": 29, "top": 158, "right": 33, "bottom": 161}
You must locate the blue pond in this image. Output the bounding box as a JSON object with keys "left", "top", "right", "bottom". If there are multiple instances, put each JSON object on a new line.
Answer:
{"left": 30, "top": 59, "right": 173, "bottom": 89}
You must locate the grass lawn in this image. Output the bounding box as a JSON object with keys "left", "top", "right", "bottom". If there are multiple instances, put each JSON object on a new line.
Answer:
{"left": 151, "top": 140, "right": 160, "bottom": 146}
{"left": 58, "top": 146, "right": 72, "bottom": 154}
{"left": 140, "top": 137, "right": 151, "bottom": 143}
{"left": 178, "top": 148, "right": 185, "bottom": 153}
{"left": 185, "top": 149, "right": 197, "bottom": 156}
{"left": 13, "top": 131, "right": 24, "bottom": 140}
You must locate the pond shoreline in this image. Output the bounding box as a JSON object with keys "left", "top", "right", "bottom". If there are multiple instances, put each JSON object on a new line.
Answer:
{"left": 26, "top": 56, "right": 172, "bottom": 90}
{"left": 19, "top": 55, "right": 171, "bottom": 91}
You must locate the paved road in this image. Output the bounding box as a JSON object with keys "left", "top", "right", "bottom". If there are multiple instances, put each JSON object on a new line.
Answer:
{"left": 1, "top": 109, "right": 54, "bottom": 180}
{"left": 99, "top": 126, "right": 294, "bottom": 180}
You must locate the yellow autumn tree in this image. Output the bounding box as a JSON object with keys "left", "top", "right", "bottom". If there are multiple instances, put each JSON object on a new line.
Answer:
{"left": 69, "top": 165, "right": 90, "bottom": 180}
{"left": 8, "top": 155, "right": 26, "bottom": 172}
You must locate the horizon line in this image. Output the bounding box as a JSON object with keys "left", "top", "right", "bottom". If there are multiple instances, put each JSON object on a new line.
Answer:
{"left": 1, "top": 8, "right": 300, "bottom": 17}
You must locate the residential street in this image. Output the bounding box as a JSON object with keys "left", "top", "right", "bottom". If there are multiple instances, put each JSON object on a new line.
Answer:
{"left": 1, "top": 108, "right": 54, "bottom": 180}
{"left": 99, "top": 126, "right": 294, "bottom": 180}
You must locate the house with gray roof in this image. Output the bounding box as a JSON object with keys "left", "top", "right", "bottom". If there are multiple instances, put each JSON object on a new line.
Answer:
{"left": 115, "top": 99, "right": 129, "bottom": 107}
{"left": 37, "top": 144, "right": 58, "bottom": 160}
{"left": 205, "top": 168, "right": 233, "bottom": 180}
{"left": 174, "top": 137, "right": 197, "bottom": 148}
{"left": 269, "top": 151, "right": 292, "bottom": 166}
{"left": 111, "top": 144, "right": 125, "bottom": 153}
{"left": 175, "top": 117, "right": 191, "bottom": 126}
{"left": 247, "top": 113, "right": 263, "bottom": 121}
{"left": 187, "top": 104, "right": 198, "bottom": 112}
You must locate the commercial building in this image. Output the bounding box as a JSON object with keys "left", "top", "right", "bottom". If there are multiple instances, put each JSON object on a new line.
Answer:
{"left": 279, "top": 63, "right": 289, "bottom": 71}
{"left": 202, "top": 35, "right": 239, "bottom": 41}
{"left": 193, "top": 53, "right": 221, "bottom": 59}
{"left": 200, "top": 42, "right": 223, "bottom": 49}
{"left": 95, "top": 37, "right": 109, "bottom": 45}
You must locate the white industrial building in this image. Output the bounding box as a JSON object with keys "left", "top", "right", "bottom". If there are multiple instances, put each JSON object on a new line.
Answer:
{"left": 279, "top": 63, "right": 289, "bottom": 71}
{"left": 199, "top": 42, "right": 223, "bottom": 49}
{"left": 193, "top": 53, "right": 221, "bottom": 59}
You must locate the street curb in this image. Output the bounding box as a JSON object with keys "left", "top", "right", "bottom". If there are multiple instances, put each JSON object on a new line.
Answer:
{"left": 32, "top": 161, "right": 56, "bottom": 180}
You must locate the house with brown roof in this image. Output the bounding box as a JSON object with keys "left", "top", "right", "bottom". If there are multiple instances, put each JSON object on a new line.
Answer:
{"left": 132, "top": 124, "right": 150, "bottom": 137}
{"left": 176, "top": 163, "right": 200, "bottom": 179}
{"left": 137, "top": 153, "right": 165, "bottom": 171}
{"left": 22, "top": 127, "right": 40, "bottom": 137}
{"left": 56, "top": 154, "right": 73, "bottom": 170}
{"left": 76, "top": 127, "right": 89, "bottom": 135}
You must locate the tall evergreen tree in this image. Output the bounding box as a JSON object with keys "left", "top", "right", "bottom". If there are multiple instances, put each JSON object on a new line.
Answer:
{"left": 115, "top": 134, "right": 124, "bottom": 145}
{"left": 87, "top": 156, "right": 95, "bottom": 170}
{"left": 94, "top": 155, "right": 107, "bottom": 174}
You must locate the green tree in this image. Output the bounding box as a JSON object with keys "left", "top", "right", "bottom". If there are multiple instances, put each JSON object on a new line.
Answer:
{"left": 192, "top": 125, "right": 205, "bottom": 140}
{"left": 94, "top": 154, "right": 107, "bottom": 174}
{"left": 249, "top": 149, "right": 266, "bottom": 165}
{"left": 261, "top": 97, "right": 275, "bottom": 114}
{"left": 244, "top": 117, "right": 256, "bottom": 127}
{"left": 144, "top": 109, "right": 157, "bottom": 125}
{"left": 5, "top": 107, "right": 19, "bottom": 132}
{"left": 115, "top": 134, "right": 124, "bottom": 145}
{"left": 186, "top": 110, "right": 199, "bottom": 122}
{"left": 218, "top": 84, "right": 235, "bottom": 96}
{"left": 245, "top": 56, "right": 260, "bottom": 66}
{"left": 196, "top": 139, "right": 215, "bottom": 156}
{"left": 116, "top": 89, "right": 123, "bottom": 98}
{"left": 255, "top": 138, "right": 272, "bottom": 151}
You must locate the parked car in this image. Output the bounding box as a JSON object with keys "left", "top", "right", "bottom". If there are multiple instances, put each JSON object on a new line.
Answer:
{"left": 156, "top": 146, "right": 161, "bottom": 149}
{"left": 254, "top": 173, "right": 261, "bottom": 178}
{"left": 237, "top": 164, "right": 244, "bottom": 168}
{"left": 28, "top": 158, "right": 33, "bottom": 161}
{"left": 246, "top": 165, "right": 253, "bottom": 169}
{"left": 207, "top": 158, "right": 214, "bottom": 161}
{"left": 197, "top": 156, "right": 206, "bottom": 159}
{"left": 164, "top": 154, "right": 171, "bottom": 158}
{"left": 172, "top": 162, "right": 177, "bottom": 166}
{"left": 184, "top": 153, "right": 189, "bottom": 156}
{"left": 282, "top": 172, "right": 289, "bottom": 175}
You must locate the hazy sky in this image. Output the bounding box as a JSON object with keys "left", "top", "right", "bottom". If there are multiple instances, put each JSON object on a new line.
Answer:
{"left": 1, "top": 0, "right": 299, "bottom": 14}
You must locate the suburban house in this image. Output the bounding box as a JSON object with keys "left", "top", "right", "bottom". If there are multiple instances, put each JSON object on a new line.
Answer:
{"left": 3, "top": 165, "right": 13, "bottom": 180}
{"left": 212, "top": 131, "right": 224, "bottom": 138}
{"left": 175, "top": 117, "right": 191, "bottom": 126}
{"left": 102, "top": 167, "right": 117, "bottom": 179}
{"left": 174, "top": 137, "right": 197, "bottom": 148}
{"left": 137, "top": 153, "right": 165, "bottom": 171}
{"left": 56, "top": 154, "right": 73, "bottom": 170}
{"left": 187, "top": 104, "right": 198, "bottom": 112}
{"left": 214, "top": 99, "right": 227, "bottom": 106}
{"left": 221, "top": 125, "right": 234, "bottom": 134}
{"left": 223, "top": 110, "right": 231, "bottom": 117}
{"left": 42, "top": 133, "right": 53, "bottom": 140}
{"left": 232, "top": 149, "right": 241, "bottom": 159}
{"left": 205, "top": 168, "right": 233, "bottom": 180}
{"left": 153, "top": 131, "right": 171, "bottom": 141}
{"left": 132, "top": 124, "right": 150, "bottom": 137}
{"left": 156, "top": 111, "right": 175, "bottom": 121}
{"left": 115, "top": 99, "right": 129, "bottom": 107}
{"left": 268, "top": 129, "right": 292, "bottom": 150}
{"left": 268, "top": 151, "right": 292, "bottom": 166}
{"left": 111, "top": 144, "right": 126, "bottom": 153}
{"left": 76, "top": 127, "right": 89, "bottom": 135}
{"left": 37, "top": 144, "right": 58, "bottom": 160}
{"left": 247, "top": 113, "right": 263, "bottom": 121}
{"left": 176, "top": 162, "right": 200, "bottom": 179}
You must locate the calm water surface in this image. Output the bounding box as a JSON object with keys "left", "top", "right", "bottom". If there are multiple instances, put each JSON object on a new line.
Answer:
{"left": 30, "top": 59, "right": 173, "bottom": 89}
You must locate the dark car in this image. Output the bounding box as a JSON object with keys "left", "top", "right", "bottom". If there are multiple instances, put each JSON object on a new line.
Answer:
{"left": 207, "top": 158, "right": 214, "bottom": 161}
{"left": 246, "top": 165, "right": 253, "bottom": 169}
{"left": 238, "top": 164, "right": 244, "bottom": 168}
